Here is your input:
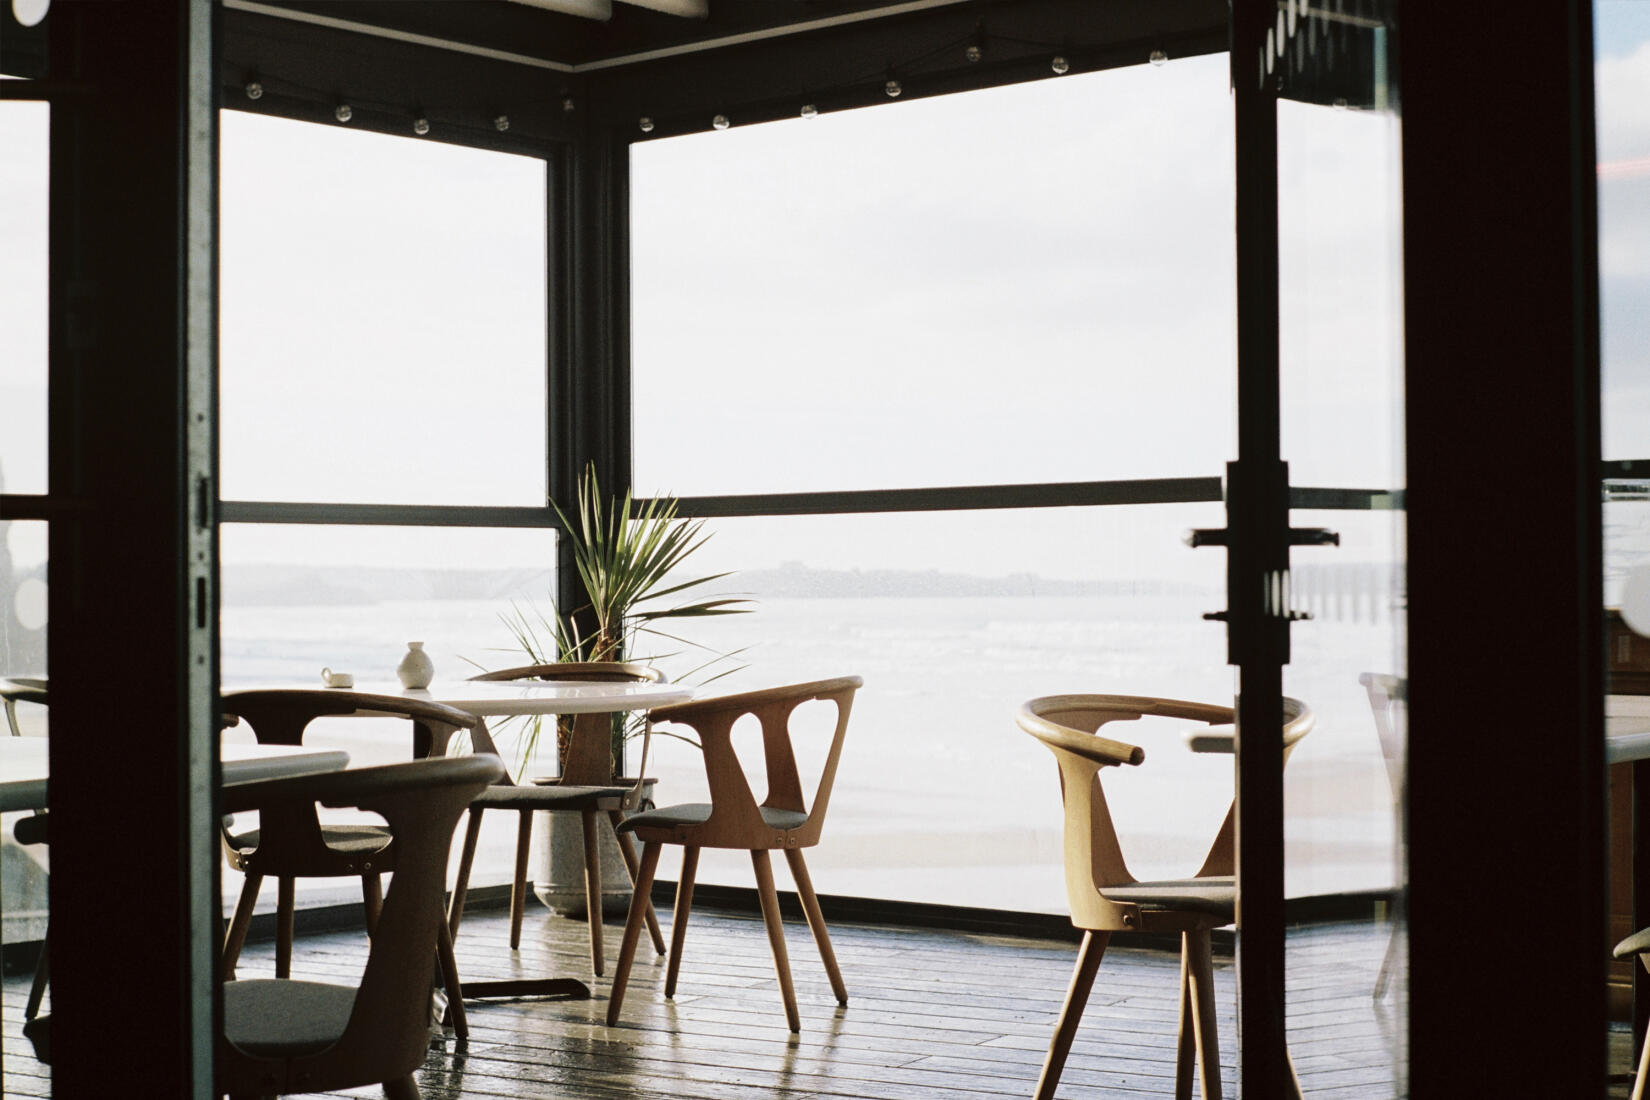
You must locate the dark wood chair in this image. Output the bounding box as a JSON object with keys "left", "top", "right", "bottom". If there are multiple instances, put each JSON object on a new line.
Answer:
{"left": 446, "top": 661, "right": 670, "bottom": 975}
{"left": 217, "top": 689, "right": 489, "bottom": 1037}
{"left": 605, "top": 675, "right": 862, "bottom": 1032}
{"left": 1018, "top": 693, "right": 1314, "bottom": 1100}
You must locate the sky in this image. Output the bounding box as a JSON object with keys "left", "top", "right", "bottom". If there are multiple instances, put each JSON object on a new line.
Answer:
{"left": 2, "top": 15, "right": 1648, "bottom": 580}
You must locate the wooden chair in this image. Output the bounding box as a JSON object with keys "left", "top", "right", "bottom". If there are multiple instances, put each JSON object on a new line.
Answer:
{"left": 217, "top": 689, "right": 489, "bottom": 1037}
{"left": 1615, "top": 929, "right": 1650, "bottom": 1100}
{"left": 605, "top": 675, "right": 862, "bottom": 1032}
{"left": 445, "top": 661, "right": 671, "bottom": 974}
{"left": 1018, "top": 693, "right": 1315, "bottom": 1100}
{"left": 2, "top": 678, "right": 50, "bottom": 1021}
{"left": 1358, "top": 672, "right": 1406, "bottom": 1000}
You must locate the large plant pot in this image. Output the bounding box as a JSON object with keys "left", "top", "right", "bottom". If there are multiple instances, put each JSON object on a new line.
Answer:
{"left": 531, "top": 779, "right": 655, "bottom": 918}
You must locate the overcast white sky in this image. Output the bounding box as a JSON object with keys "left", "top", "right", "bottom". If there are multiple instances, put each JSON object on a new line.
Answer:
{"left": 3, "top": 11, "right": 1649, "bottom": 577}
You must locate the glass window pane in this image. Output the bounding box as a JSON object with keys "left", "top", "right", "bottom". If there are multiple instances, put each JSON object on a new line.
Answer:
{"left": 631, "top": 57, "right": 1235, "bottom": 496}
{"left": 1, "top": 519, "right": 46, "bottom": 680}
{"left": 634, "top": 504, "right": 1239, "bottom": 910}
{"left": 1598, "top": 3, "right": 1650, "bottom": 461}
{"left": 220, "top": 522, "right": 559, "bottom": 901}
{"left": 0, "top": 102, "right": 48, "bottom": 496}
{"left": 219, "top": 112, "right": 548, "bottom": 506}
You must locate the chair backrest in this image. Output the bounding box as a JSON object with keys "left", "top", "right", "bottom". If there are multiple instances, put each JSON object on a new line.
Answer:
{"left": 1359, "top": 671, "right": 1406, "bottom": 798}
{"left": 219, "top": 690, "right": 498, "bottom": 868}
{"left": 1019, "top": 693, "right": 1314, "bottom": 929}
{"left": 648, "top": 676, "right": 862, "bottom": 849}
{"left": 469, "top": 660, "right": 665, "bottom": 684}
{"left": 216, "top": 755, "right": 503, "bottom": 1095}
{"left": 1, "top": 676, "right": 48, "bottom": 737}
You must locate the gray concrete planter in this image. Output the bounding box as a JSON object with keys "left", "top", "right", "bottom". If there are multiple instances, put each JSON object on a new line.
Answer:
{"left": 531, "top": 780, "right": 655, "bottom": 918}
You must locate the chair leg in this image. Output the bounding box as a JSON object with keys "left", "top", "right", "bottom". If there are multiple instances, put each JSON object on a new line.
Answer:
{"left": 222, "top": 872, "right": 262, "bottom": 977}
{"left": 581, "top": 809, "right": 605, "bottom": 975}
{"left": 448, "top": 808, "right": 484, "bottom": 939}
{"left": 509, "top": 810, "right": 533, "bottom": 950}
{"left": 609, "top": 810, "right": 667, "bottom": 956}
{"left": 1373, "top": 920, "right": 1400, "bottom": 1000}
{"left": 1033, "top": 929, "right": 1109, "bottom": 1100}
{"left": 1633, "top": 1020, "right": 1650, "bottom": 1100}
{"left": 666, "top": 846, "right": 700, "bottom": 998}
{"left": 784, "top": 847, "right": 846, "bottom": 1004}
{"left": 275, "top": 876, "right": 295, "bottom": 979}
{"left": 1175, "top": 935, "right": 1196, "bottom": 1100}
{"left": 751, "top": 849, "right": 800, "bottom": 1033}
{"left": 436, "top": 920, "right": 468, "bottom": 1040}
{"left": 606, "top": 840, "right": 661, "bottom": 1027}
{"left": 24, "top": 928, "right": 49, "bottom": 1019}
{"left": 1186, "top": 928, "right": 1222, "bottom": 1100}
{"left": 384, "top": 1075, "right": 422, "bottom": 1100}
{"left": 362, "top": 873, "right": 383, "bottom": 938}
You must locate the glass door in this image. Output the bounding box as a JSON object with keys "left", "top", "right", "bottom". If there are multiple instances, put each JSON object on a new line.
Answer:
{"left": 1219, "top": 1, "right": 1404, "bottom": 1094}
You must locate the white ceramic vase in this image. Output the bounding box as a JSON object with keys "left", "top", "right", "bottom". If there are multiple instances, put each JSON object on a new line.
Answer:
{"left": 396, "top": 641, "right": 435, "bottom": 689}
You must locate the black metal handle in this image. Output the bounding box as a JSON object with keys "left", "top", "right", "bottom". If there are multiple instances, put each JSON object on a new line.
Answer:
{"left": 1185, "top": 528, "right": 1228, "bottom": 548}
{"left": 1289, "top": 527, "right": 1341, "bottom": 546}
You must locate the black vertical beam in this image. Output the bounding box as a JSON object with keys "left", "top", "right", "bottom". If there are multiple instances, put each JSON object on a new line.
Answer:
{"left": 45, "top": 1, "right": 219, "bottom": 1096}
{"left": 1404, "top": 2, "right": 1604, "bottom": 1097}
{"left": 1230, "top": 0, "right": 1292, "bottom": 1094}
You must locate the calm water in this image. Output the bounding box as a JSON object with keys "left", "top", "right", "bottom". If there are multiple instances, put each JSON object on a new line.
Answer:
{"left": 221, "top": 593, "right": 1401, "bottom": 911}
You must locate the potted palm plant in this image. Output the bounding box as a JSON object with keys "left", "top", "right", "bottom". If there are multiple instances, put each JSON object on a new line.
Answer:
{"left": 491, "top": 465, "right": 749, "bottom": 914}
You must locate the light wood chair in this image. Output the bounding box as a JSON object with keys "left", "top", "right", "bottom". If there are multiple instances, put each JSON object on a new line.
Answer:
{"left": 445, "top": 661, "right": 671, "bottom": 973}
{"left": 605, "top": 675, "right": 862, "bottom": 1032}
{"left": 1018, "top": 693, "right": 1315, "bottom": 1100}
{"left": 1615, "top": 929, "right": 1650, "bottom": 1100}
{"left": 217, "top": 689, "right": 489, "bottom": 1037}
{"left": 1358, "top": 671, "right": 1406, "bottom": 1000}
{"left": 2, "top": 677, "right": 50, "bottom": 1021}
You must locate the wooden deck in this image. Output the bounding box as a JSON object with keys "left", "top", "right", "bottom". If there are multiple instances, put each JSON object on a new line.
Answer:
{"left": 0, "top": 904, "right": 1628, "bottom": 1097}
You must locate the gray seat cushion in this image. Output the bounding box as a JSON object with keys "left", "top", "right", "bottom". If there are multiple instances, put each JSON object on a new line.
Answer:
{"left": 226, "top": 823, "right": 392, "bottom": 857}
{"left": 223, "top": 978, "right": 355, "bottom": 1057}
{"left": 468, "top": 783, "right": 630, "bottom": 810}
{"left": 617, "top": 802, "right": 807, "bottom": 834}
{"left": 1104, "top": 876, "right": 1235, "bottom": 918}
{"left": 1616, "top": 927, "right": 1650, "bottom": 960}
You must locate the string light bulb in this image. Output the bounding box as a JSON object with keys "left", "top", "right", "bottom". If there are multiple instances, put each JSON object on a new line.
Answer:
{"left": 712, "top": 114, "right": 730, "bottom": 130}
{"left": 884, "top": 78, "right": 902, "bottom": 98}
{"left": 561, "top": 96, "right": 576, "bottom": 113}
{"left": 244, "top": 80, "right": 264, "bottom": 100}
{"left": 638, "top": 116, "right": 655, "bottom": 133}
{"left": 1149, "top": 47, "right": 1168, "bottom": 66}
{"left": 334, "top": 103, "right": 353, "bottom": 122}
{"left": 494, "top": 115, "right": 511, "bottom": 132}
{"left": 965, "top": 44, "right": 982, "bottom": 63}
{"left": 800, "top": 103, "right": 818, "bottom": 119}
{"left": 413, "top": 117, "right": 430, "bottom": 136}
{"left": 1051, "top": 55, "right": 1070, "bottom": 75}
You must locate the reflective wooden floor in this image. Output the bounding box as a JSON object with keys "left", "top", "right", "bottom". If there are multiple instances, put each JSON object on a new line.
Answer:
{"left": 0, "top": 904, "right": 1619, "bottom": 1098}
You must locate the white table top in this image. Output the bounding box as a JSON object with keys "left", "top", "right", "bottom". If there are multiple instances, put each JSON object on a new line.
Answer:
{"left": 0, "top": 738, "right": 350, "bottom": 814}
{"left": 231, "top": 679, "right": 694, "bottom": 717}
{"left": 1606, "top": 694, "right": 1650, "bottom": 765}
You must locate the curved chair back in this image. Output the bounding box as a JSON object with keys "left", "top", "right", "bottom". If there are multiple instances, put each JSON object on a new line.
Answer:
{"left": 220, "top": 690, "right": 497, "bottom": 874}
{"left": 1018, "top": 693, "right": 1314, "bottom": 931}
{"left": 647, "top": 676, "right": 861, "bottom": 850}
{"left": 1, "top": 676, "right": 48, "bottom": 737}
{"left": 216, "top": 755, "right": 503, "bottom": 1097}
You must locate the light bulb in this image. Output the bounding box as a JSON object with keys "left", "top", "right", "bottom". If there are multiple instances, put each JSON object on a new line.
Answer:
{"left": 11, "top": 0, "right": 49, "bottom": 28}
{"left": 1149, "top": 47, "right": 1168, "bottom": 67}
{"left": 334, "top": 104, "right": 353, "bottom": 123}
{"left": 712, "top": 114, "right": 730, "bottom": 130}
{"left": 1332, "top": 97, "right": 1348, "bottom": 110}
{"left": 561, "top": 96, "right": 575, "bottom": 113}
{"left": 244, "top": 81, "right": 263, "bottom": 100}
{"left": 413, "top": 117, "right": 430, "bottom": 136}
{"left": 965, "top": 44, "right": 982, "bottom": 63}
{"left": 884, "top": 79, "right": 902, "bottom": 98}
{"left": 494, "top": 115, "right": 510, "bottom": 132}
{"left": 638, "top": 116, "right": 655, "bottom": 133}
{"left": 1051, "top": 55, "right": 1070, "bottom": 75}
{"left": 800, "top": 103, "right": 818, "bottom": 119}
